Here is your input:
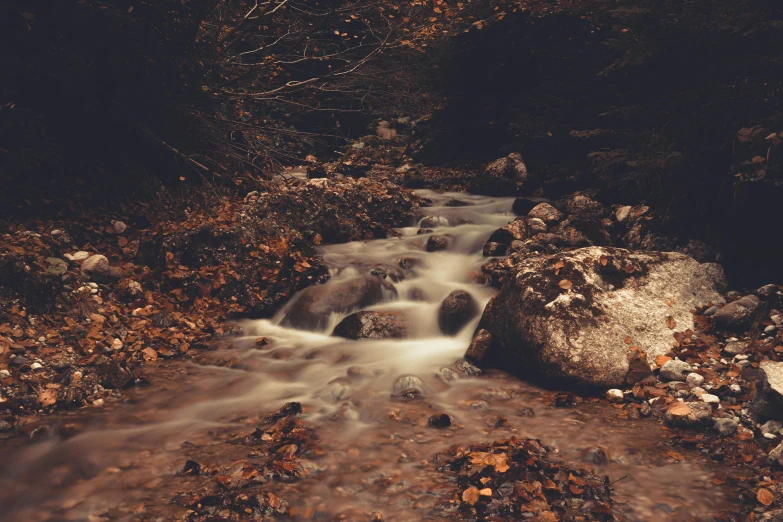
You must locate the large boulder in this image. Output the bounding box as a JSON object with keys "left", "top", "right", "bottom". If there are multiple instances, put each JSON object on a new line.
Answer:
{"left": 473, "top": 247, "right": 724, "bottom": 387}
{"left": 752, "top": 361, "right": 783, "bottom": 421}
{"left": 468, "top": 153, "right": 528, "bottom": 196}
{"left": 280, "top": 275, "right": 397, "bottom": 330}
{"left": 438, "top": 290, "right": 479, "bottom": 335}
{"left": 332, "top": 311, "right": 408, "bottom": 340}
{"left": 712, "top": 294, "right": 760, "bottom": 329}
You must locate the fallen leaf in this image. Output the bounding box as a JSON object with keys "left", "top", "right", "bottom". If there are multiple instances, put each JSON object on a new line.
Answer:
{"left": 666, "top": 315, "right": 676, "bottom": 329}
{"left": 558, "top": 279, "right": 573, "bottom": 290}
{"left": 479, "top": 488, "right": 492, "bottom": 497}
{"left": 38, "top": 389, "right": 58, "bottom": 407}
{"left": 142, "top": 347, "right": 158, "bottom": 361}
{"left": 758, "top": 488, "right": 774, "bottom": 506}
{"left": 462, "top": 486, "right": 480, "bottom": 505}
{"left": 623, "top": 263, "right": 636, "bottom": 274}
{"left": 599, "top": 255, "right": 608, "bottom": 266}
{"left": 655, "top": 355, "right": 673, "bottom": 366}
{"left": 624, "top": 336, "right": 632, "bottom": 344}
{"left": 668, "top": 402, "right": 692, "bottom": 417}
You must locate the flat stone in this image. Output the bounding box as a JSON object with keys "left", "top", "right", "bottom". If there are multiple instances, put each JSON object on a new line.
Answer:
{"left": 712, "top": 295, "right": 761, "bottom": 329}
{"left": 332, "top": 311, "right": 408, "bottom": 340}
{"left": 660, "top": 359, "right": 693, "bottom": 382}
{"left": 723, "top": 341, "right": 747, "bottom": 356}
{"left": 714, "top": 417, "right": 739, "bottom": 437}
{"left": 665, "top": 401, "right": 713, "bottom": 427}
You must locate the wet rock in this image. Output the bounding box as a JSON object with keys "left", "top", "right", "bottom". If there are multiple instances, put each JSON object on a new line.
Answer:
{"left": 420, "top": 215, "right": 449, "bottom": 228}
{"left": 428, "top": 413, "right": 452, "bottom": 428}
{"left": 512, "top": 196, "right": 552, "bottom": 216}
{"left": 665, "top": 402, "right": 713, "bottom": 427}
{"left": 438, "top": 290, "right": 479, "bottom": 335}
{"left": 476, "top": 246, "right": 724, "bottom": 387}
{"left": 112, "top": 221, "right": 127, "bottom": 234}
{"left": 465, "top": 329, "right": 493, "bottom": 363}
{"left": 660, "top": 360, "right": 693, "bottom": 382}
{"left": 606, "top": 389, "right": 624, "bottom": 403}
{"left": 519, "top": 406, "right": 535, "bottom": 417}
{"left": 712, "top": 294, "right": 760, "bottom": 329}
{"left": 582, "top": 447, "right": 609, "bottom": 465}
{"left": 444, "top": 198, "right": 470, "bottom": 207}
{"left": 392, "top": 374, "right": 424, "bottom": 399}
{"left": 482, "top": 242, "right": 507, "bottom": 257}
{"left": 426, "top": 235, "right": 449, "bottom": 252}
{"left": 417, "top": 228, "right": 433, "bottom": 235}
{"left": 396, "top": 256, "right": 419, "bottom": 270}
{"left": 437, "top": 367, "right": 458, "bottom": 383}
{"left": 332, "top": 311, "right": 408, "bottom": 340}
{"left": 323, "top": 378, "right": 354, "bottom": 402}
{"left": 370, "top": 264, "right": 405, "bottom": 282}
{"left": 261, "top": 402, "right": 302, "bottom": 423}
{"left": 455, "top": 359, "right": 482, "bottom": 376}
{"left": 488, "top": 219, "right": 528, "bottom": 245}
{"left": 526, "top": 217, "right": 547, "bottom": 233}
{"left": 758, "top": 284, "right": 779, "bottom": 297}
{"left": 753, "top": 361, "right": 783, "bottom": 420}
{"left": 714, "top": 417, "right": 739, "bottom": 437}
{"left": 527, "top": 203, "right": 563, "bottom": 224}
{"left": 281, "top": 275, "right": 397, "bottom": 330}
{"left": 565, "top": 194, "right": 605, "bottom": 219}
{"left": 701, "top": 393, "right": 720, "bottom": 405}
{"left": 468, "top": 152, "right": 528, "bottom": 196}
{"left": 408, "top": 287, "right": 428, "bottom": 301}
{"left": 487, "top": 415, "right": 509, "bottom": 427}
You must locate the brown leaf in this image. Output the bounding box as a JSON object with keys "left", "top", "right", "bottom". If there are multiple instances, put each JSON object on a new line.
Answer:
{"left": 655, "top": 355, "right": 672, "bottom": 366}
{"left": 558, "top": 279, "right": 573, "bottom": 290}
{"left": 479, "top": 488, "right": 492, "bottom": 497}
{"left": 668, "top": 402, "right": 692, "bottom": 417}
{"left": 599, "top": 255, "right": 608, "bottom": 266}
{"left": 38, "top": 389, "right": 58, "bottom": 407}
{"left": 757, "top": 488, "right": 774, "bottom": 506}
{"left": 462, "top": 486, "right": 480, "bottom": 505}
{"left": 623, "top": 263, "right": 636, "bottom": 274}
{"left": 666, "top": 315, "right": 677, "bottom": 329}
{"left": 142, "top": 347, "right": 158, "bottom": 361}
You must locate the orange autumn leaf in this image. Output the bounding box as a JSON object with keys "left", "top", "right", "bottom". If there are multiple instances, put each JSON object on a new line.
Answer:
{"left": 558, "top": 279, "right": 573, "bottom": 290}
{"left": 757, "top": 488, "right": 774, "bottom": 506}
{"left": 462, "top": 486, "right": 480, "bottom": 505}
{"left": 599, "top": 255, "right": 608, "bottom": 266}
{"left": 655, "top": 355, "right": 673, "bottom": 366}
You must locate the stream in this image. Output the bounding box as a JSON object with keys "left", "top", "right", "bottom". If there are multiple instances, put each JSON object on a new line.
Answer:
{"left": 0, "top": 191, "right": 736, "bottom": 521}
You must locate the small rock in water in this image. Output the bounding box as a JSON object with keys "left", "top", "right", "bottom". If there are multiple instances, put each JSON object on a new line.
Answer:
{"left": 417, "top": 228, "right": 433, "bottom": 235}
{"left": 324, "top": 378, "right": 354, "bottom": 402}
{"left": 714, "top": 417, "right": 739, "bottom": 437}
{"left": 582, "top": 447, "right": 609, "bottom": 465}
{"left": 419, "top": 215, "right": 449, "bottom": 228}
{"left": 482, "top": 241, "right": 507, "bottom": 257}
{"left": 426, "top": 235, "right": 448, "bottom": 252}
{"left": 396, "top": 256, "right": 419, "bottom": 270}
{"left": 659, "top": 359, "right": 692, "bottom": 381}
{"left": 444, "top": 198, "right": 470, "bottom": 207}
{"left": 332, "top": 311, "right": 408, "bottom": 340}
{"left": 518, "top": 406, "right": 535, "bottom": 417}
{"left": 437, "top": 290, "right": 479, "bottom": 336}
{"left": 392, "top": 375, "right": 424, "bottom": 399}
{"left": 487, "top": 415, "right": 509, "bottom": 427}
{"left": 437, "top": 367, "right": 458, "bottom": 383}
{"left": 428, "top": 413, "right": 452, "bottom": 428}
{"left": 465, "top": 329, "right": 493, "bottom": 363}
{"left": 686, "top": 373, "right": 705, "bottom": 387}
{"left": 605, "top": 389, "right": 624, "bottom": 403}
{"left": 455, "top": 359, "right": 482, "bottom": 376}
{"left": 408, "top": 287, "right": 428, "bottom": 301}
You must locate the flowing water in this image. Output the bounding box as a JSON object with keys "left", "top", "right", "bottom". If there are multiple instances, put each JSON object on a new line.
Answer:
{"left": 0, "top": 191, "right": 736, "bottom": 521}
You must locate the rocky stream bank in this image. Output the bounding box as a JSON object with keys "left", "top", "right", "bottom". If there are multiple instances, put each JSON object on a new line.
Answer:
{"left": 1, "top": 139, "right": 783, "bottom": 521}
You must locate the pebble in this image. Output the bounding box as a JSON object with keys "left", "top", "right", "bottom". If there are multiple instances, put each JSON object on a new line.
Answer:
{"left": 428, "top": 413, "right": 452, "bottom": 428}
{"left": 392, "top": 375, "right": 424, "bottom": 399}
{"left": 714, "top": 417, "right": 739, "bottom": 437}
{"left": 659, "top": 359, "right": 692, "bottom": 381}
{"left": 765, "top": 325, "right": 777, "bottom": 335}
{"left": 30, "top": 362, "right": 43, "bottom": 370}
{"left": 437, "top": 367, "right": 457, "bottom": 383}
{"left": 65, "top": 251, "right": 90, "bottom": 263}
{"left": 112, "top": 220, "right": 127, "bottom": 234}
{"left": 701, "top": 393, "right": 720, "bottom": 404}
{"left": 703, "top": 305, "right": 719, "bottom": 317}
{"left": 686, "top": 373, "right": 704, "bottom": 387}
{"left": 0, "top": 369, "right": 10, "bottom": 378}
{"left": 37, "top": 336, "right": 46, "bottom": 342}
{"left": 770, "top": 443, "right": 783, "bottom": 466}
{"left": 606, "top": 389, "right": 624, "bottom": 403}
{"left": 761, "top": 420, "right": 783, "bottom": 435}
{"left": 729, "top": 384, "right": 742, "bottom": 394}
{"left": 723, "top": 341, "right": 747, "bottom": 356}
{"left": 111, "top": 338, "right": 123, "bottom": 350}
{"left": 92, "top": 399, "right": 105, "bottom": 407}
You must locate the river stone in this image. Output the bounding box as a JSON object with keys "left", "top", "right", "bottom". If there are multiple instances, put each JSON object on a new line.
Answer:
{"left": 475, "top": 246, "right": 724, "bottom": 387}
{"left": 483, "top": 241, "right": 507, "bottom": 257}
{"left": 752, "top": 361, "right": 783, "bottom": 420}
{"left": 712, "top": 295, "right": 760, "bottom": 329}
{"left": 565, "top": 194, "right": 605, "bottom": 219}
{"left": 420, "top": 215, "right": 449, "bottom": 228}
{"left": 81, "top": 254, "right": 119, "bottom": 280}
{"left": 465, "top": 329, "right": 493, "bottom": 363}
{"left": 468, "top": 152, "right": 528, "bottom": 196}
{"left": 714, "top": 417, "right": 739, "bottom": 437}
{"left": 392, "top": 374, "right": 424, "bottom": 399}
{"left": 280, "top": 275, "right": 397, "bottom": 330}
{"left": 723, "top": 341, "right": 747, "bottom": 356}
{"left": 487, "top": 219, "right": 528, "bottom": 245}
{"left": 659, "top": 359, "right": 692, "bottom": 381}
{"left": 438, "top": 290, "right": 479, "bottom": 336}
{"left": 527, "top": 203, "right": 563, "bottom": 224}
{"left": 426, "top": 235, "right": 448, "bottom": 252}
{"left": 332, "top": 311, "right": 408, "bottom": 340}
{"left": 526, "top": 217, "right": 547, "bottom": 233}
